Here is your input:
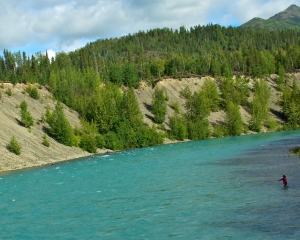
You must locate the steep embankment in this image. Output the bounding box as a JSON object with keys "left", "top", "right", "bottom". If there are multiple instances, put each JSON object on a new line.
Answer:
{"left": 0, "top": 83, "right": 92, "bottom": 173}
{"left": 136, "top": 75, "right": 286, "bottom": 131}
{"left": 1, "top": 73, "right": 298, "bottom": 173}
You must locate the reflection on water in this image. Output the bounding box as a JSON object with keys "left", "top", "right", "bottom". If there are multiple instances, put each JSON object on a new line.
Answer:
{"left": 0, "top": 131, "right": 300, "bottom": 239}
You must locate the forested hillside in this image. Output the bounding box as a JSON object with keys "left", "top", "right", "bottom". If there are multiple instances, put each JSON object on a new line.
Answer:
{"left": 1, "top": 23, "right": 300, "bottom": 154}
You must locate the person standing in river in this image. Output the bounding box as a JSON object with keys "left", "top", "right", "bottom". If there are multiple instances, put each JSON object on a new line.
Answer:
{"left": 278, "top": 175, "right": 288, "bottom": 187}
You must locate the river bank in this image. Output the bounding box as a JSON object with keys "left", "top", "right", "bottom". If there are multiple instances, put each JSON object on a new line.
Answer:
{"left": 1, "top": 74, "right": 297, "bottom": 174}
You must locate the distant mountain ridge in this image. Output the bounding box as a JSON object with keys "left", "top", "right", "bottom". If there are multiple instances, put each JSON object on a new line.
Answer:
{"left": 240, "top": 4, "right": 300, "bottom": 30}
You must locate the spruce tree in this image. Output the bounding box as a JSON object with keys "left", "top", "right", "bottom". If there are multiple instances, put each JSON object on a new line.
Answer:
{"left": 7, "top": 135, "right": 21, "bottom": 155}
{"left": 20, "top": 100, "right": 34, "bottom": 128}
{"left": 152, "top": 87, "right": 167, "bottom": 124}
{"left": 47, "top": 102, "right": 77, "bottom": 146}
{"left": 250, "top": 80, "right": 271, "bottom": 132}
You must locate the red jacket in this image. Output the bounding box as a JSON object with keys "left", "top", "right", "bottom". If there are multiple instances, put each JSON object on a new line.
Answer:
{"left": 279, "top": 177, "right": 287, "bottom": 185}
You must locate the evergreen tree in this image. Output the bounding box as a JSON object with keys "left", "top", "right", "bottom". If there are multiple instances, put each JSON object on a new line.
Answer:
{"left": 201, "top": 78, "right": 220, "bottom": 111}
{"left": 224, "top": 101, "right": 243, "bottom": 136}
{"left": 7, "top": 135, "right": 21, "bottom": 155}
{"left": 185, "top": 91, "right": 210, "bottom": 122}
{"left": 20, "top": 100, "right": 34, "bottom": 128}
{"left": 47, "top": 102, "right": 77, "bottom": 146}
{"left": 185, "top": 91, "right": 211, "bottom": 140}
{"left": 121, "top": 87, "right": 143, "bottom": 127}
{"left": 281, "top": 79, "right": 300, "bottom": 129}
{"left": 250, "top": 80, "right": 271, "bottom": 132}
{"left": 169, "top": 113, "right": 187, "bottom": 140}
{"left": 78, "top": 120, "right": 98, "bottom": 153}
{"left": 152, "top": 87, "right": 167, "bottom": 124}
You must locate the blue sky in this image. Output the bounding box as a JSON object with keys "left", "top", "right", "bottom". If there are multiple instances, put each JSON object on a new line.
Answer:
{"left": 1, "top": 0, "right": 299, "bottom": 58}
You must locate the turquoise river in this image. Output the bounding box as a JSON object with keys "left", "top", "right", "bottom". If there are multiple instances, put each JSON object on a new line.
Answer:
{"left": 1, "top": 130, "right": 300, "bottom": 239}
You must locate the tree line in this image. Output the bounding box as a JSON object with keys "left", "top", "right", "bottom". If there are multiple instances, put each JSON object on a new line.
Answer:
{"left": 2, "top": 24, "right": 300, "bottom": 153}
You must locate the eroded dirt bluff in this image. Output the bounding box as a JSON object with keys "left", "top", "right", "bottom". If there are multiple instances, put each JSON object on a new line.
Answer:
{"left": 1, "top": 73, "right": 297, "bottom": 173}
{"left": 135, "top": 75, "right": 289, "bottom": 130}
{"left": 0, "top": 83, "right": 91, "bottom": 173}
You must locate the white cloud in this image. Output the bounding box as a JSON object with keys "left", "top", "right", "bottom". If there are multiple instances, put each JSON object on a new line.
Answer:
{"left": 0, "top": 0, "right": 299, "bottom": 55}
{"left": 45, "top": 49, "right": 56, "bottom": 60}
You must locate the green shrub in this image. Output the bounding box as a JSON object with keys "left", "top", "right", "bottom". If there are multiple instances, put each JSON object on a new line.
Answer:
{"left": 96, "top": 134, "right": 105, "bottom": 148}
{"left": 42, "top": 134, "right": 50, "bottom": 147}
{"left": 152, "top": 88, "right": 167, "bottom": 124}
{"left": 29, "top": 86, "right": 40, "bottom": 100}
{"left": 265, "top": 117, "right": 278, "bottom": 131}
{"left": 47, "top": 102, "right": 77, "bottom": 146}
{"left": 213, "top": 124, "right": 225, "bottom": 138}
{"left": 20, "top": 100, "right": 34, "bottom": 128}
{"left": 79, "top": 134, "right": 97, "bottom": 153}
{"left": 26, "top": 84, "right": 40, "bottom": 100}
{"left": 187, "top": 119, "right": 211, "bottom": 140}
{"left": 170, "top": 101, "right": 180, "bottom": 114}
{"left": 104, "top": 132, "right": 123, "bottom": 150}
{"left": 7, "top": 136, "right": 21, "bottom": 155}
{"left": 179, "top": 86, "right": 192, "bottom": 99}
{"left": 169, "top": 114, "right": 187, "bottom": 140}
{"left": 6, "top": 88, "right": 12, "bottom": 96}
{"left": 289, "top": 146, "right": 300, "bottom": 155}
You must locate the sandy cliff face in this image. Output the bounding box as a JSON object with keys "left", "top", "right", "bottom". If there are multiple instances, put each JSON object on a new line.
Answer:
{"left": 135, "top": 75, "right": 285, "bottom": 130}
{"left": 0, "top": 83, "right": 91, "bottom": 173}
{"left": 0, "top": 74, "right": 296, "bottom": 173}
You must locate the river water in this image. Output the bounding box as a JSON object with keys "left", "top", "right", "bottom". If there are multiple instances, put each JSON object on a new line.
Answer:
{"left": 1, "top": 131, "right": 300, "bottom": 239}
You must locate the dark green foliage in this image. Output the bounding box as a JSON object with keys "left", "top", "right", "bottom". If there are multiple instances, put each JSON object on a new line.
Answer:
{"left": 95, "top": 134, "right": 105, "bottom": 149}
{"left": 135, "top": 124, "right": 163, "bottom": 147}
{"left": 121, "top": 87, "right": 143, "bottom": 126}
{"left": 249, "top": 80, "right": 271, "bottom": 132}
{"left": 29, "top": 86, "right": 40, "bottom": 100}
{"left": 78, "top": 120, "right": 98, "bottom": 153}
{"left": 220, "top": 78, "right": 248, "bottom": 107}
{"left": 104, "top": 132, "right": 123, "bottom": 150}
{"left": 225, "top": 102, "right": 244, "bottom": 136}
{"left": 184, "top": 90, "right": 211, "bottom": 140}
{"left": 47, "top": 102, "right": 77, "bottom": 146}
{"left": 201, "top": 78, "right": 220, "bottom": 111}
{"left": 79, "top": 134, "right": 97, "bottom": 153}
{"left": 187, "top": 119, "right": 211, "bottom": 140}
{"left": 280, "top": 79, "right": 300, "bottom": 129}
{"left": 185, "top": 91, "right": 210, "bottom": 122}
{"left": 7, "top": 135, "right": 21, "bottom": 155}
{"left": 109, "top": 64, "right": 124, "bottom": 86}
{"left": 20, "top": 100, "right": 34, "bottom": 128}
{"left": 213, "top": 124, "right": 226, "bottom": 138}
{"left": 3, "top": 19, "right": 300, "bottom": 150}
{"left": 123, "top": 63, "right": 140, "bottom": 88}
{"left": 152, "top": 88, "right": 167, "bottom": 124}
{"left": 289, "top": 146, "right": 300, "bottom": 155}
{"left": 169, "top": 114, "right": 187, "bottom": 140}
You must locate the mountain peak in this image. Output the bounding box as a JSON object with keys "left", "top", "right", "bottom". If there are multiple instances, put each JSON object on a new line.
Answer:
{"left": 240, "top": 4, "right": 300, "bottom": 30}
